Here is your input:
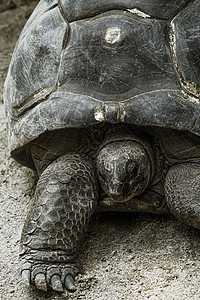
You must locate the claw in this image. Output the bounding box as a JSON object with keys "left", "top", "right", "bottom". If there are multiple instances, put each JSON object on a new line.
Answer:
{"left": 51, "top": 275, "right": 64, "bottom": 292}
{"left": 65, "top": 274, "right": 77, "bottom": 292}
{"left": 34, "top": 273, "right": 48, "bottom": 291}
{"left": 21, "top": 270, "right": 31, "bottom": 286}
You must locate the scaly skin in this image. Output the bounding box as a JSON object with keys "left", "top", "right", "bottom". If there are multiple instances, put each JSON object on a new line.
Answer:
{"left": 20, "top": 154, "right": 98, "bottom": 292}
{"left": 165, "top": 163, "right": 200, "bottom": 229}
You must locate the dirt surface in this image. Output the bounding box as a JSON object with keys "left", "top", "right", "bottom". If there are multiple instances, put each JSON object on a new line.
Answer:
{"left": 0, "top": 3, "right": 200, "bottom": 300}
{"left": 0, "top": 0, "right": 33, "bottom": 12}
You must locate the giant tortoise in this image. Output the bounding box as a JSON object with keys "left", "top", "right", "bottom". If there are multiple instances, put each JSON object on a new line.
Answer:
{"left": 4, "top": 0, "right": 200, "bottom": 292}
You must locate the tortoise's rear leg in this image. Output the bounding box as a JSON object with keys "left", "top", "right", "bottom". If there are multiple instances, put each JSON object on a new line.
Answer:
{"left": 20, "top": 154, "right": 98, "bottom": 292}
{"left": 165, "top": 163, "right": 200, "bottom": 229}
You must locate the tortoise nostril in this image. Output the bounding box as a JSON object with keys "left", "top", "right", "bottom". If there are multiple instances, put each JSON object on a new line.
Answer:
{"left": 108, "top": 181, "right": 123, "bottom": 196}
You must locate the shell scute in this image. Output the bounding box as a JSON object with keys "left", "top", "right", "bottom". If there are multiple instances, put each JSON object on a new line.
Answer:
{"left": 4, "top": 0, "right": 200, "bottom": 167}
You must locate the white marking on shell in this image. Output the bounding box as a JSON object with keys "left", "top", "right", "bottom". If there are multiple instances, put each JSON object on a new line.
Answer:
{"left": 127, "top": 8, "right": 150, "bottom": 18}
{"left": 105, "top": 27, "right": 121, "bottom": 44}
{"left": 94, "top": 108, "right": 106, "bottom": 122}
{"left": 181, "top": 90, "right": 200, "bottom": 104}
{"left": 33, "top": 87, "right": 49, "bottom": 99}
{"left": 117, "top": 105, "right": 126, "bottom": 122}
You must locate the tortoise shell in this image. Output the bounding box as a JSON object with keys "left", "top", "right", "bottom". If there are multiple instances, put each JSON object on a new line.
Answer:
{"left": 4, "top": 0, "right": 200, "bottom": 168}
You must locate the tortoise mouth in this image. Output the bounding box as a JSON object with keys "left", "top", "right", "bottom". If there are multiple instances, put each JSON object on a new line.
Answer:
{"left": 105, "top": 173, "right": 150, "bottom": 203}
{"left": 110, "top": 193, "right": 135, "bottom": 203}
{"left": 108, "top": 181, "right": 147, "bottom": 203}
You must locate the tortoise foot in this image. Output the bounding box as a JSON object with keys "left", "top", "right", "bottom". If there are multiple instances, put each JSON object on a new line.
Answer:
{"left": 19, "top": 154, "right": 98, "bottom": 292}
{"left": 165, "top": 163, "right": 200, "bottom": 229}
{"left": 20, "top": 253, "right": 78, "bottom": 292}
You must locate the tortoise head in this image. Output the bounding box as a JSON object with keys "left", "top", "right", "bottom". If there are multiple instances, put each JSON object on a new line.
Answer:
{"left": 97, "top": 140, "right": 153, "bottom": 202}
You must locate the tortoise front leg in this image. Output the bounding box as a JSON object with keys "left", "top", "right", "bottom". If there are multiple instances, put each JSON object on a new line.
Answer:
{"left": 20, "top": 154, "right": 98, "bottom": 292}
{"left": 165, "top": 163, "right": 200, "bottom": 229}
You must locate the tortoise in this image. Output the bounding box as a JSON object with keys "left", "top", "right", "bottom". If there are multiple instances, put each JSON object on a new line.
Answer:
{"left": 4, "top": 0, "right": 200, "bottom": 293}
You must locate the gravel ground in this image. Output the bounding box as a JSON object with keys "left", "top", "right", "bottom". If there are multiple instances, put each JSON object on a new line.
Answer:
{"left": 0, "top": 3, "right": 200, "bottom": 300}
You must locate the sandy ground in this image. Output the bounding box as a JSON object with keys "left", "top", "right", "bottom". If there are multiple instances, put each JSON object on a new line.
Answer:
{"left": 0, "top": 3, "right": 200, "bottom": 300}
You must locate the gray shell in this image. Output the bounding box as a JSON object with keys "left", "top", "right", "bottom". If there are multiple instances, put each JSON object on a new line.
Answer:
{"left": 4, "top": 0, "right": 200, "bottom": 167}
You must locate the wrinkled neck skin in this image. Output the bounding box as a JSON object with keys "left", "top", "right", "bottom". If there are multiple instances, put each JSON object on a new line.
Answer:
{"left": 97, "top": 132, "right": 155, "bottom": 203}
